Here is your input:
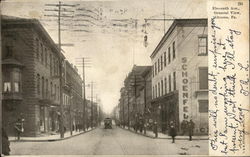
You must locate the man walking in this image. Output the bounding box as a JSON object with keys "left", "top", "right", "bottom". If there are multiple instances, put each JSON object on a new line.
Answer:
{"left": 169, "top": 121, "right": 177, "bottom": 143}
{"left": 188, "top": 119, "right": 195, "bottom": 141}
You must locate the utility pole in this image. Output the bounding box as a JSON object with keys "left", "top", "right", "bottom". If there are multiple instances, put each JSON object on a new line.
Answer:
{"left": 90, "top": 81, "right": 93, "bottom": 128}
{"left": 82, "top": 58, "right": 86, "bottom": 131}
{"left": 44, "top": 1, "right": 76, "bottom": 139}
{"left": 75, "top": 57, "right": 91, "bottom": 131}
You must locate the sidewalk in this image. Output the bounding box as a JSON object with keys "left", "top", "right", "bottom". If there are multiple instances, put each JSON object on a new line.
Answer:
{"left": 120, "top": 126, "right": 208, "bottom": 140}
{"left": 9, "top": 127, "right": 96, "bottom": 142}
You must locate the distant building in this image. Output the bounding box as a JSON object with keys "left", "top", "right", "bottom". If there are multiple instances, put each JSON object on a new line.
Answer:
{"left": 2, "top": 15, "right": 65, "bottom": 136}
{"left": 62, "top": 61, "right": 83, "bottom": 132}
{"left": 150, "top": 19, "right": 208, "bottom": 135}
{"left": 120, "top": 65, "right": 151, "bottom": 128}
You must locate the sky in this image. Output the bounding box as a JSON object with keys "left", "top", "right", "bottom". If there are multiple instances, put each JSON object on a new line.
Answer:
{"left": 1, "top": 0, "right": 207, "bottom": 114}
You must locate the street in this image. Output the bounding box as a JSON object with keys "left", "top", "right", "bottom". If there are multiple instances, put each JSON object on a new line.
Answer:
{"left": 10, "top": 125, "right": 208, "bottom": 155}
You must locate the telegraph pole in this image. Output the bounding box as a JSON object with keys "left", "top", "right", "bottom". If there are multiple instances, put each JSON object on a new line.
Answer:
{"left": 75, "top": 57, "right": 91, "bottom": 131}
{"left": 82, "top": 58, "right": 86, "bottom": 131}
{"left": 90, "top": 81, "right": 93, "bottom": 128}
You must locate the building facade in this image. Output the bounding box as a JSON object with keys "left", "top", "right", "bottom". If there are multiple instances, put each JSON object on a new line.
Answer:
{"left": 119, "top": 65, "right": 151, "bottom": 129}
{"left": 1, "top": 16, "right": 82, "bottom": 137}
{"left": 150, "top": 19, "right": 208, "bottom": 135}
{"left": 62, "top": 60, "right": 83, "bottom": 132}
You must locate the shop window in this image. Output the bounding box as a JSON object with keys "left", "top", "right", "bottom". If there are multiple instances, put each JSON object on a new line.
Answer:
{"left": 4, "top": 82, "right": 11, "bottom": 92}
{"left": 173, "top": 41, "right": 176, "bottom": 59}
{"left": 199, "top": 67, "right": 208, "bottom": 89}
{"left": 199, "top": 100, "right": 208, "bottom": 113}
{"left": 198, "top": 36, "right": 207, "bottom": 56}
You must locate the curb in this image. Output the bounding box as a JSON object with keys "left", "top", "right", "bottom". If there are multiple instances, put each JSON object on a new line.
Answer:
{"left": 10, "top": 128, "right": 96, "bottom": 142}
{"left": 119, "top": 127, "right": 208, "bottom": 140}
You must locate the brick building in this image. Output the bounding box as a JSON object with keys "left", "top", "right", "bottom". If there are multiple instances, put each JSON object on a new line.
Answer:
{"left": 2, "top": 15, "right": 65, "bottom": 136}
{"left": 150, "top": 19, "right": 208, "bottom": 135}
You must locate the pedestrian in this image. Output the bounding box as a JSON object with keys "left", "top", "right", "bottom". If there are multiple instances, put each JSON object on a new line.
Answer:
{"left": 181, "top": 120, "right": 187, "bottom": 135}
{"left": 2, "top": 127, "right": 10, "bottom": 155}
{"left": 14, "top": 118, "right": 24, "bottom": 140}
{"left": 169, "top": 121, "right": 177, "bottom": 143}
{"left": 188, "top": 119, "right": 195, "bottom": 141}
{"left": 153, "top": 121, "right": 158, "bottom": 138}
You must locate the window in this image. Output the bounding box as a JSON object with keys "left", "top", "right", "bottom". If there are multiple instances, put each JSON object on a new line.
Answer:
{"left": 173, "top": 42, "right": 176, "bottom": 59}
{"left": 158, "top": 58, "right": 160, "bottom": 73}
{"left": 158, "top": 82, "right": 160, "bottom": 97}
{"left": 37, "top": 74, "right": 40, "bottom": 95}
{"left": 50, "top": 82, "right": 53, "bottom": 97}
{"left": 161, "top": 79, "right": 164, "bottom": 96}
{"left": 5, "top": 46, "right": 13, "bottom": 58}
{"left": 36, "top": 39, "right": 39, "bottom": 59}
{"left": 160, "top": 55, "right": 163, "bottom": 71}
{"left": 164, "top": 77, "right": 167, "bottom": 94}
{"left": 3, "top": 82, "right": 11, "bottom": 92}
{"left": 198, "top": 36, "right": 207, "bottom": 56}
{"left": 173, "top": 72, "right": 176, "bottom": 90}
{"left": 41, "top": 77, "right": 44, "bottom": 98}
{"left": 152, "top": 66, "right": 154, "bottom": 78}
{"left": 152, "top": 86, "right": 154, "bottom": 98}
{"left": 168, "top": 47, "right": 171, "bottom": 64}
{"left": 154, "top": 62, "right": 157, "bottom": 76}
{"left": 45, "top": 79, "right": 48, "bottom": 98}
{"left": 14, "top": 82, "right": 19, "bottom": 92}
{"left": 155, "top": 84, "right": 157, "bottom": 98}
{"left": 45, "top": 48, "right": 47, "bottom": 67}
{"left": 199, "top": 100, "right": 208, "bottom": 113}
{"left": 169, "top": 74, "right": 171, "bottom": 92}
{"left": 50, "top": 54, "right": 53, "bottom": 76}
{"left": 54, "top": 84, "right": 56, "bottom": 100}
{"left": 199, "top": 67, "right": 208, "bottom": 89}
{"left": 40, "top": 43, "right": 43, "bottom": 63}
{"left": 164, "top": 52, "right": 167, "bottom": 67}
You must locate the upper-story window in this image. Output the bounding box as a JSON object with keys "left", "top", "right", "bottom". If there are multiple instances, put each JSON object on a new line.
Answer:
{"left": 36, "top": 38, "right": 39, "bottom": 60}
{"left": 3, "top": 82, "right": 11, "bottom": 92}
{"left": 164, "top": 52, "right": 167, "bottom": 67}
{"left": 161, "top": 79, "right": 164, "bottom": 96}
{"left": 198, "top": 36, "right": 207, "bottom": 56}
{"left": 169, "top": 74, "right": 171, "bottom": 92}
{"left": 164, "top": 77, "right": 167, "bottom": 94}
{"left": 160, "top": 55, "right": 163, "bottom": 71}
{"left": 168, "top": 47, "right": 171, "bottom": 64}
{"left": 40, "top": 43, "right": 44, "bottom": 63}
{"left": 152, "top": 66, "right": 154, "bottom": 78}
{"left": 173, "top": 71, "right": 176, "bottom": 90}
{"left": 173, "top": 41, "right": 176, "bottom": 59}
{"left": 158, "top": 58, "right": 160, "bottom": 73}
{"left": 37, "top": 74, "right": 40, "bottom": 95}
{"left": 41, "top": 77, "right": 45, "bottom": 98}
{"left": 199, "top": 67, "right": 208, "bottom": 89}
{"left": 45, "top": 48, "right": 48, "bottom": 67}
{"left": 154, "top": 62, "right": 157, "bottom": 76}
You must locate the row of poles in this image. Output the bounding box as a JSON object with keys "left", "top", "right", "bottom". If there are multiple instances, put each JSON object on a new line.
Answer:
{"left": 44, "top": 1, "right": 100, "bottom": 138}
